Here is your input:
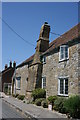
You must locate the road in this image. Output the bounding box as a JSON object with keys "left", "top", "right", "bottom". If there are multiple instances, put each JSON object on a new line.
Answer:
{"left": 2, "top": 100, "right": 27, "bottom": 119}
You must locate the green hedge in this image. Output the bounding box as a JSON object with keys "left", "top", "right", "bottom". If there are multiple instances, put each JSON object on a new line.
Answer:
{"left": 31, "top": 88, "right": 46, "bottom": 101}
{"left": 54, "top": 97, "right": 66, "bottom": 113}
{"left": 41, "top": 99, "right": 48, "bottom": 108}
{"left": 54, "top": 95, "right": 80, "bottom": 119}
{"left": 47, "top": 96, "right": 57, "bottom": 104}
{"left": 17, "top": 95, "right": 25, "bottom": 100}
{"left": 64, "top": 95, "right": 80, "bottom": 118}
{"left": 35, "top": 98, "right": 45, "bottom": 106}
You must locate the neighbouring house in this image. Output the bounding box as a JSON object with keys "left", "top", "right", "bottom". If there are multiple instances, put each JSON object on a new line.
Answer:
{"left": 0, "top": 72, "right": 2, "bottom": 92}
{"left": 1, "top": 61, "right": 16, "bottom": 94}
{"left": 12, "top": 22, "right": 80, "bottom": 99}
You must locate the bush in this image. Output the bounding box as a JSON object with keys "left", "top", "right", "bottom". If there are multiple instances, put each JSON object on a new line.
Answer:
{"left": 31, "top": 88, "right": 46, "bottom": 101}
{"left": 41, "top": 99, "right": 48, "bottom": 108}
{"left": 54, "top": 97, "right": 66, "bottom": 113}
{"left": 17, "top": 95, "right": 25, "bottom": 100}
{"left": 35, "top": 98, "right": 45, "bottom": 106}
{"left": 63, "top": 95, "right": 80, "bottom": 118}
{"left": 15, "top": 93, "right": 19, "bottom": 98}
{"left": 47, "top": 96, "right": 57, "bottom": 105}
{"left": 12, "top": 94, "right": 16, "bottom": 97}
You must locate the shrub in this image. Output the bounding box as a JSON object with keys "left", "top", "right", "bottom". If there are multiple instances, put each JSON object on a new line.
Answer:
{"left": 12, "top": 94, "right": 19, "bottom": 98}
{"left": 15, "top": 93, "right": 19, "bottom": 98}
{"left": 17, "top": 95, "right": 25, "bottom": 100}
{"left": 12, "top": 94, "right": 16, "bottom": 97}
{"left": 63, "top": 95, "right": 80, "bottom": 118}
{"left": 41, "top": 99, "right": 48, "bottom": 108}
{"left": 31, "top": 88, "right": 46, "bottom": 101}
{"left": 35, "top": 98, "right": 45, "bottom": 106}
{"left": 54, "top": 97, "right": 66, "bottom": 113}
{"left": 47, "top": 96, "right": 57, "bottom": 105}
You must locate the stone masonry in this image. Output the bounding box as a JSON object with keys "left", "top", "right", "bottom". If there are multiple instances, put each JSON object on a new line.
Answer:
{"left": 26, "top": 22, "right": 50, "bottom": 99}
{"left": 12, "top": 23, "right": 80, "bottom": 100}
{"left": 15, "top": 65, "right": 28, "bottom": 95}
{"left": 42, "top": 40, "right": 79, "bottom": 98}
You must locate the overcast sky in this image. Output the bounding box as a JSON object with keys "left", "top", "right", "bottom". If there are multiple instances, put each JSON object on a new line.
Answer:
{"left": 1, "top": 2, "right": 78, "bottom": 70}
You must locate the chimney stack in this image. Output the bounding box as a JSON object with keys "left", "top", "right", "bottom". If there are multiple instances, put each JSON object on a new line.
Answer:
{"left": 13, "top": 61, "right": 16, "bottom": 68}
{"left": 5, "top": 64, "right": 8, "bottom": 69}
{"left": 9, "top": 61, "right": 12, "bottom": 68}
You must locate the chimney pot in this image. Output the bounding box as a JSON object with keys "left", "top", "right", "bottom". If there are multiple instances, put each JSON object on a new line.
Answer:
{"left": 44, "top": 22, "right": 48, "bottom": 24}
{"left": 10, "top": 61, "right": 12, "bottom": 67}
{"left": 5, "top": 64, "right": 8, "bottom": 69}
{"left": 13, "top": 61, "right": 16, "bottom": 68}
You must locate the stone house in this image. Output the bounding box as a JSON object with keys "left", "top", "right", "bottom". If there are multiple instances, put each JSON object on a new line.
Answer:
{"left": 41, "top": 23, "right": 80, "bottom": 98}
{"left": 13, "top": 22, "right": 80, "bottom": 99}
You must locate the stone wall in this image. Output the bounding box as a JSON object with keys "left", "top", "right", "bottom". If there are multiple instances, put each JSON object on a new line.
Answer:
{"left": 42, "top": 41, "right": 79, "bottom": 98}
{"left": 16, "top": 65, "right": 28, "bottom": 95}
{"left": 78, "top": 42, "right": 80, "bottom": 94}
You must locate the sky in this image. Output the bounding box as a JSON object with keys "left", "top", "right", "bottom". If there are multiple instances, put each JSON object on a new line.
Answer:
{"left": 1, "top": 2, "right": 78, "bottom": 70}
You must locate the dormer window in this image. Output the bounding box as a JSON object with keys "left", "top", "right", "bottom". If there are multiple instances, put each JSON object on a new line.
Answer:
{"left": 59, "top": 45, "right": 69, "bottom": 61}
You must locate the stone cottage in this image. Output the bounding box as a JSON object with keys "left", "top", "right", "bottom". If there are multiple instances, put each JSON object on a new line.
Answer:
{"left": 41, "top": 23, "right": 80, "bottom": 98}
{"left": 12, "top": 22, "right": 80, "bottom": 99}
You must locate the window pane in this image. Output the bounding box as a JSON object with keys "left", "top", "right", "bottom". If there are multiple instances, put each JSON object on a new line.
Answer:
{"left": 65, "top": 79, "right": 68, "bottom": 94}
{"left": 60, "top": 47, "right": 64, "bottom": 60}
{"left": 65, "top": 46, "right": 68, "bottom": 58}
{"left": 65, "top": 46, "right": 68, "bottom": 52}
{"left": 65, "top": 52, "right": 68, "bottom": 58}
{"left": 61, "top": 47, "right": 64, "bottom": 53}
{"left": 43, "top": 56, "right": 46, "bottom": 63}
{"left": 60, "top": 79, "right": 64, "bottom": 94}
{"left": 42, "top": 77, "right": 46, "bottom": 89}
{"left": 17, "top": 80, "right": 20, "bottom": 89}
{"left": 16, "top": 77, "right": 21, "bottom": 89}
{"left": 60, "top": 45, "right": 68, "bottom": 60}
{"left": 61, "top": 54, "right": 64, "bottom": 59}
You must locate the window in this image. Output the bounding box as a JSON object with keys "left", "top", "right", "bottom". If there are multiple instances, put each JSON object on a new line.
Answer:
{"left": 42, "top": 56, "right": 46, "bottom": 64}
{"left": 59, "top": 45, "right": 69, "bottom": 61}
{"left": 16, "top": 77, "right": 21, "bottom": 90}
{"left": 58, "top": 78, "right": 68, "bottom": 96}
{"left": 42, "top": 77, "right": 46, "bottom": 89}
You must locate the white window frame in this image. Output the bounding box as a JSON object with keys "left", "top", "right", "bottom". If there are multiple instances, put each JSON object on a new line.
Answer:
{"left": 59, "top": 45, "right": 69, "bottom": 61}
{"left": 42, "top": 77, "right": 46, "bottom": 89}
{"left": 58, "top": 77, "right": 68, "bottom": 96}
{"left": 16, "top": 77, "right": 21, "bottom": 90}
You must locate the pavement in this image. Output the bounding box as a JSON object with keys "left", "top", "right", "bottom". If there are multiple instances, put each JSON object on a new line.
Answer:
{"left": 2, "top": 100, "right": 27, "bottom": 118}
{"left": 2, "top": 94, "right": 67, "bottom": 119}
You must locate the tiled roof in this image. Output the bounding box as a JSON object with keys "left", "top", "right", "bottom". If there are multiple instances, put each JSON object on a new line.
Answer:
{"left": 17, "top": 54, "right": 34, "bottom": 68}
{"left": 42, "top": 23, "right": 80, "bottom": 55}
{"left": 2, "top": 67, "right": 15, "bottom": 75}
{"left": 17, "top": 23, "right": 80, "bottom": 67}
